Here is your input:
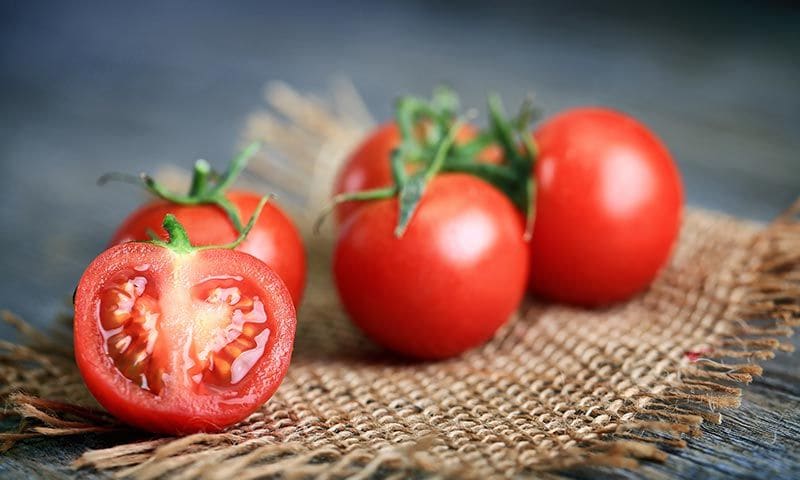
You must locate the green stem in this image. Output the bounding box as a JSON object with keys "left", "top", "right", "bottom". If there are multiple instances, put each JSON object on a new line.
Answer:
{"left": 315, "top": 87, "right": 540, "bottom": 240}
{"left": 487, "top": 93, "right": 518, "bottom": 156}
{"left": 423, "top": 118, "right": 463, "bottom": 182}
{"left": 188, "top": 159, "right": 212, "bottom": 197}
{"left": 313, "top": 186, "right": 397, "bottom": 233}
{"left": 157, "top": 214, "right": 194, "bottom": 254}
{"left": 206, "top": 195, "right": 271, "bottom": 250}
{"left": 99, "top": 142, "right": 263, "bottom": 233}
{"left": 430, "top": 85, "right": 460, "bottom": 117}
{"left": 151, "top": 195, "right": 272, "bottom": 254}
{"left": 393, "top": 118, "right": 463, "bottom": 237}
{"left": 390, "top": 149, "right": 408, "bottom": 187}
{"left": 141, "top": 174, "right": 198, "bottom": 204}
{"left": 215, "top": 196, "right": 244, "bottom": 233}
{"left": 483, "top": 93, "right": 538, "bottom": 239}
{"left": 209, "top": 141, "right": 261, "bottom": 197}
{"left": 395, "top": 97, "right": 438, "bottom": 140}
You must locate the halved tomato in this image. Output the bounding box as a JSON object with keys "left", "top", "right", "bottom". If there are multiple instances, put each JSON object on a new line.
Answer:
{"left": 74, "top": 237, "right": 296, "bottom": 434}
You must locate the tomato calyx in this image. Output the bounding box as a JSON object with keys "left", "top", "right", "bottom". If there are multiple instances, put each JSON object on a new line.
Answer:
{"left": 316, "top": 88, "right": 465, "bottom": 236}
{"left": 150, "top": 194, "right": 272, "bottom": 255}
{"left": 455, "top": 94, "right": 538, "bottom": 239}
{"left": 317, "top": 88, "right": 539, "bottom": 239}
{"left": 98, "top": 142, "right": 262, "bottom": 233}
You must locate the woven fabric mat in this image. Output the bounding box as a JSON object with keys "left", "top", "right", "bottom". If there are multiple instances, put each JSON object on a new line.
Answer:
{"left": 1, "top": 82, "right": 798, "bottom": 479}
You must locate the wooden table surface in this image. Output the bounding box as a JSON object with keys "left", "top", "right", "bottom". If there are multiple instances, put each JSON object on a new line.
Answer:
{"left": 1, "top": 1, "right": 798, "bottom": 478}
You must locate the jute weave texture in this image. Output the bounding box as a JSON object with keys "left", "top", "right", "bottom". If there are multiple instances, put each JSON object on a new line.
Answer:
{"left": 1, "top": 82, "right": 797, "bottom": 479}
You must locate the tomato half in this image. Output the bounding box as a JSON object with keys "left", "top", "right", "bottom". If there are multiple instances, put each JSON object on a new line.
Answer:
{"left": 332, "top": 122, "right": 501, "bottom": 225}
{"left": 74, "top": 242, "right": 296, "bottom": 434}
{"left": 109, "top": 191, "right": 306, "bottom": 308}
{"left": 528, "top": 108, "right": 683, "bottom": 306}
{"left": 333, "top": 174, "right": 529, "bottom": 359}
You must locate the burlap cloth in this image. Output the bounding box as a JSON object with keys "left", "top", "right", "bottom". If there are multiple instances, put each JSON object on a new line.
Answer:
{"left": 1, "top": 82, "right": 798, "bottom": 479}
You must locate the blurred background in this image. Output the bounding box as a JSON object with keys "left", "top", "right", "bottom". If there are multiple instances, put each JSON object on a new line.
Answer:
{"left": 1, "top": 0, "right": 798, "bottom": 334}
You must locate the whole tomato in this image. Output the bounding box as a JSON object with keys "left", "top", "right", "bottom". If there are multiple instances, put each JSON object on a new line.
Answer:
{"left": 110, "top": 192, "right": 306, "bottom": 308}
{"left": 334, "top": 174, "right": 529, "bottom": 359}
{"left": 332, "top": 122, "right": 501, "bottom": 225}
{"left": 528, "top": 108, "right": 683, "bottom": 306}
{"left": 75, "top": 211, "right": 296, "bottom": 434}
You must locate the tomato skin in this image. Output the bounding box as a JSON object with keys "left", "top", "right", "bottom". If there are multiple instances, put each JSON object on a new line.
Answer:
{"left": 333, "top": 174, "right": 529, "bottom": 359}
{"left": 333, "top": 122, "right": 501, "bottom": 225}
{"left": 528, "top": 108, "right": 683, "bottom": 306}
{"left": 74, "top": 243, "right": 296, "bottom": 434}
{"left": 110, "top": 191, "right": 306, "bottom": 308}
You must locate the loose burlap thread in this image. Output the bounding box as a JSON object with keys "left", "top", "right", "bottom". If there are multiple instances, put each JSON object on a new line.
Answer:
{"left": 1, "top": 81, "right": 798, "bottom": 479}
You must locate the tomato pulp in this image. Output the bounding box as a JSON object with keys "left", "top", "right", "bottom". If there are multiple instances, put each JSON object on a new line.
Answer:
{"left": 110, "top": 191, "right": 306, "bottom": 308}
{"left": 529, "top": 108, "right": 683, "bottom": 306}
{"left": 333, "top": 174, "right": 529, "bottom": 359}
{"left": 74, "top": 242, "right": 296, "bottom": 434}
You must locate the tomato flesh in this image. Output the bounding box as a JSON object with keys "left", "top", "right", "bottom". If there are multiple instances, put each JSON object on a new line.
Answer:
{"left": 98, "top": 271, "right": 275, "bottom": 395}
{"left": 75, "top": 243, "right": 296, "bottom": 434}
{"left": 186, "top": 276, "right": 272, "bottom": 389}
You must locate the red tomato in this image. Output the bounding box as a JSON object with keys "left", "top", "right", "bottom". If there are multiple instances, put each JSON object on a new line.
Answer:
{"left": 74, "top": 241, "right": 296, "bottom": 434}
{"left": 528, "top": 108, "right": 683, "bottom": 306}
{"left": 110, "top": 192, "right": 306, "bottom": 308}
{"left": 333, "top": 122, "right": 502, "bottom": 224}
{"left": 334, "top": 174, "right": 529, "bottom": 359}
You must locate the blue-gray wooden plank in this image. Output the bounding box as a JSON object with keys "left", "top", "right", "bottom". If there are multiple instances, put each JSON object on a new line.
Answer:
{"left": 0, "top": 1, "right": 798, "bottom": 478}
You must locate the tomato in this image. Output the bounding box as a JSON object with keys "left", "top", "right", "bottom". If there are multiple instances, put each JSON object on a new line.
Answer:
{"left": 332, "top": 122, "right": 501, "bottom": 225}
{"left": 333, "top": 174, "right": 529, "bottom": 359}
{"left": 110, "top": 191, "right": 306, "bottom": 308}
{"left": 74, "top": 233, "right": 296, "bottom": 434}
{"left": 528, "top": 108, "right": 683, "bottom": 306}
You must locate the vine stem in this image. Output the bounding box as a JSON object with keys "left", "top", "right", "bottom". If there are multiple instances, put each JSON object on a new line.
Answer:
{"left": 313, "top": 186, "right": 397, "bottom": 234}
{"left": 188, "top": 160, "right": 212, "bottom": 197}
{"left": 392, "top": 116, "right": 467, "bottom": 237}
{"left": 151, "top": 195, "right": 272, "bottom": 254}
{"left": 313, "top": 88, "right": 539, "bottom": 240}
{"left": 98, "top": 142, "right": 263, "bottom": 233}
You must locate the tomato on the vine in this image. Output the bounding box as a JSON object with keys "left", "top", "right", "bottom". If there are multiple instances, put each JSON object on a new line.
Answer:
{"left": 333, "top": 174, "right": 529, "bottom": 360}
{"left": 74, "top": 208, "right": 296, "bottom": 434}
{"left": 332, "top": 122, "right": 501, "bottom": 225}
{"left": 106, "top": 143, "right": 306, "bottom": 308}
{"left": 528, "top": 107, "right": 683, "bottom": 306}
